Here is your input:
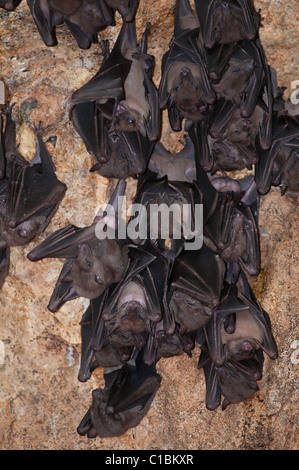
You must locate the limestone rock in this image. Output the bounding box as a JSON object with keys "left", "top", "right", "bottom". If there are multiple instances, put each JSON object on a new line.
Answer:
{"left": 0, "top": 0, "right": 298, "bottom": 450}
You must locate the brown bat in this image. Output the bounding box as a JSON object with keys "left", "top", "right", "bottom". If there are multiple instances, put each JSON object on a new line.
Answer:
{"left": 70, "top": 20, "right": 160, "bottom": 178}
{"left": 27, "top": 179, "right": 129, "bottom": 305}
{"left": 195, "top": 0, "right": 261, "bottom": 49}
{"left": 77, "top": 351, "right": 161, "bottom": 438}
{"left": 159, "top": 0, "right": 216, "bottom": 132}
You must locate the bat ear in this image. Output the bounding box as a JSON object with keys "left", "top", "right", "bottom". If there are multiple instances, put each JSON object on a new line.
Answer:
{"left": 77, "top": 243, "right": 93, "bottom": 267}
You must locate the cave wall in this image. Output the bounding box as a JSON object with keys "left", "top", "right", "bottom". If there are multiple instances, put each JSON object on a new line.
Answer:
{"left": 0, "top": 0, "right": 298, "bottom": 450}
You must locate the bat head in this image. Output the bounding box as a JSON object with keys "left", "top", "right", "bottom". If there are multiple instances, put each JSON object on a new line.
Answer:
{"left": 71, "top": 240, "right": 128, "bottom": 299}
{"left": 169, "top": 289, "right": 214, "bottom": 332}
{"left": 212, "top": 140, "right": 257, "bottom": 171}
{"left": 113, "top": 102, "right": 146, "bottom": 136}
{"left": 168, "top": 66, "right": 210, "bottom": 122}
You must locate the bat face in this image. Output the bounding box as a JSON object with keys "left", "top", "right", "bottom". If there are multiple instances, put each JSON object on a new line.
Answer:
{"left": 169, "top": 290, "right": 214, "bottom": 332}
{"left": 70, "top": 239, "right": 128, "bottom": 299}
{"left": 221, "top": 308, "right": 264, "bottom": 361}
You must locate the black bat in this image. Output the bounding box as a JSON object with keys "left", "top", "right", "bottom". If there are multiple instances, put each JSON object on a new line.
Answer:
{"left": 0, "top": 105, "right": 67, "bottom": 250}
{"left": 198, "top": 343, "right": 264, "bottom": 411}
{"left": 165, "top": 243, "right": 226, "bottom": 334}
{"left": 70, "top": 20, "right": 160, "bottom": 179}
{"left": 204, "top": 264, "right": 278, "bottom": 368}
{"left": 195, "top": 0, "right": 261, "bottom": 49}
{"left": 0, "top": 0, "right": 22, "bottom": 10}
{"left": 77, "top": 350, "right": 161, "bottom": 438}
{"left": 159, "top": 0, "right": 216, "bottom": 132}
{"left": 26, "top": 0, "right": 115, "bottom": 49}
{"left": 27, "top": 179, "right": 129, "bottom": 304}
{"left": 255, "top": 112, "right": 299, "bottom": 195}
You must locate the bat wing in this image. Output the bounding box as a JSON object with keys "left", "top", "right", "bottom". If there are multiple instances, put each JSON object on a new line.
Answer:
{"left": 27, "top": 224, "right": 86, "bottom": 260}
{"left": 27, "top": 0, "right": 58, "bottom": 47}
{"left": 6, "top": 131, "right": 67, "bottom": 229}
{"left": 198, "top": 346, "right": 222, "bottom": 411}
{"left": 237, "top": 271, "right": 278, "bottom": 360}
{"left": 47, "top": 259, "right": 79, "bottom": 312}
{"left": 0, "top": 115, "right": 5, "bottom": 180}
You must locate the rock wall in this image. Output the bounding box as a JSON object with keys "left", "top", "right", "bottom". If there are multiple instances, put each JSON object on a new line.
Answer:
{"left": 0, "top": 0, "right": 298, "bottom": 450}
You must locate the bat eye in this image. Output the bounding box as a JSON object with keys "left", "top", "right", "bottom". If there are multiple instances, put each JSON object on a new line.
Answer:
{"left": 85, "top": 258, "right": 93, "bottom": 267}
{"left": 18, "top": 229, "right": 28, "bottom": 238}
{"left": 128, "top": 118, "right": 135, "bottom": 125}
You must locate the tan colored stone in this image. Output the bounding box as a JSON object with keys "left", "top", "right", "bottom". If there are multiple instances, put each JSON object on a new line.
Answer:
{"left": 0, "top": 0, "right": 298, "bottom": 450}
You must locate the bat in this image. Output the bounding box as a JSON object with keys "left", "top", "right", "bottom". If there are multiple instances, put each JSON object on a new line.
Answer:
{"left": 77, "top": 350, "right": 161, "bottom": 438}
{"left": 26, "top": 0, "right": 115, "bottom": 49}
{"left": 159, "top": 0, "right": 216, "bottom": 132}
{"left": 0, "top": 0, "right": 22, "bottom": 10}
{"left": 0, "top": 105, "right": 67, "bottom": 249}
{"left": 204, "top": 265, "right": 278, "bottom": 368}
{"left": 198, "top": 343, "right": 264, "bottom": 411}
{"left": 255, "top": 112, "right": 299, "bottom": 195}
{"left": 195, "top": 0, "right": 261, "bottom": 49}
{"left": 130, "top": 164, "right": 204, "bottom": 245}
{"left": 94, "top": 239, "right": 173, "bottom": 349}
{"left": 27, "top": 179, "right": 129, "bottom": 303}
{"left": 70, "top": 20, "right": 160, "bottom": 178}
{"left": 165, "top": 243, "right": 226, "bottom": 334}
{"left": 198, "top": 167, "right": 261, "bottom": 276}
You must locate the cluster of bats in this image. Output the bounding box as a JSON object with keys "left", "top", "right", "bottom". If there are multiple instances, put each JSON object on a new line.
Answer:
{"left": 1, "top": 0, "right": 298, "bottom": 439}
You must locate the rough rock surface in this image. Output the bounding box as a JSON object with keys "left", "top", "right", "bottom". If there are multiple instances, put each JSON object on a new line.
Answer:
{"left": 0, "top": 0, "right": 298, "bottom": 450}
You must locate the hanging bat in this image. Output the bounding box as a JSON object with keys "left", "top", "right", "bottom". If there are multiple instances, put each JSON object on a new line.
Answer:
{"left": 77, "top": 350, "right": 161, "bottom": 438}
{"left": 199, "top": 169, "right": 261, "bottom": 276}
{"left": 159, "top": 0, "right": 216, "bottom": 132}
{"left": 165, "top": 243, "right": 226, "bottom": 334}
{"left": 198, "top": 343, "right": 264, "bottom": 411}
{"left": 0, "top": 106, "right": 67, "bottom": 249}
{"left": 27, "top": 179, "right": 129, "bottom": 303}
{"left": 0, "top": 0, "right": 22, "bottom": 10}
{"left": 78, "top": 292, "right": 135, "bottom": 383}
{"left": 96, "top": 239, "right": 173, "bottom": 347}
{"left": 26, "top": 0, "right": 115, "bottom": 49}
{"left": 70, "top": 20, "right": 160, "bottom": 178}
{"left": 204, "top": 265, "right": 278, "bottom": 368}
{"left": 130, "top": 166, "right": 204, "bottom": 245}
{"left": 255, "top": 112, "right": 299, "bottom": 195}
{"left": 195, "top": 0, "right": 261, "bottom": 49}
